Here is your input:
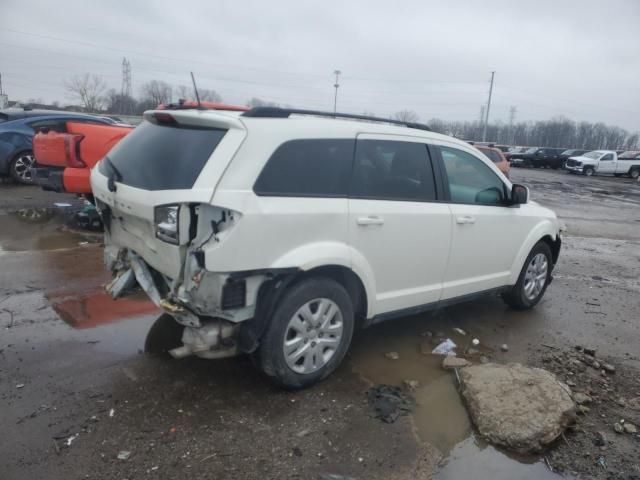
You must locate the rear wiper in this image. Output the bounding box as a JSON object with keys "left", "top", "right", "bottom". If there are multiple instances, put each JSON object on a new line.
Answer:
{"left": 103, "top": 156, "right": 122, "bottom": 192}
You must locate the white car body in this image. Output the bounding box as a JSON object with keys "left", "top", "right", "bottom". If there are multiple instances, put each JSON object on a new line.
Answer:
{"left": 90, "top": 108, "right": 561, "bottom": 372}
{"left": 565, "top": 150, "right": 640, "bottom": 178}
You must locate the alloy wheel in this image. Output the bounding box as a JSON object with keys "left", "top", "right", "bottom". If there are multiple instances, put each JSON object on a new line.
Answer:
{"left": 283, "top": 298, "right": 344, "bottom": 374}
{"left": 523, "top": 253, "right": 548, "bottom": 301}
{"left": 13, "top": 153, "right": 35, "bottom": 183}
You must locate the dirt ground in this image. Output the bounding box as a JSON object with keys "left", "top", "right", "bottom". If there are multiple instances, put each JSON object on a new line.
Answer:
{"left": 1, "top": 168, "right": 639, "bottom": 480}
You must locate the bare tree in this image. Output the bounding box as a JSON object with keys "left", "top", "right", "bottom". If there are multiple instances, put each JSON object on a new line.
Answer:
{"left": 393, "top": 110, "right": 419, "bottom": 123}
{"left": 105, "top": 88, "right": 137, "bottom": 115}
{"left": 175, "top": 85, "right": 222, "bottom": 103}
{"left": 247, "top": 97, "right": 279, "bottom": 108}
{"left": 140, "top": 80, "right": 172, "bottom": 106}
{"left": 64, "top": 74, "right": 107, "bottom": 112}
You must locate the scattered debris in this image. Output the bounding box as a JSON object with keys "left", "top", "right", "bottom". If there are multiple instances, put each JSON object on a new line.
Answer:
{"left": 479, "top": 355, "right": 490, "bottom": 364}
{"left": 594, "top": 431, "right": 607, "bottom": 446}
{"left": 583, "top": 347, "right": 597, "bottom": 356}
{"left": 622, "top": 423, "right": 636, "bottom": 434}
{"left": 602, "top": 363, "right": 615, "bottom": 374}
{"left": 384, "top": 351, "right": 399, "bottom": 361}
{"left": 459, "top": 363, "right": 575, "bottom": 453}
{"left": 366, "top": 385, "right": 413, "bottom": 424}
{"left": 431, "top": 339, "right": 457, "bottom": 355}
{"left": 442, "top": 356, "right": 470, "bottom": 370}
{"left": 500, "top": 344, "right": 509, "bottom": 352}
{"left": 117, "top": 450, "right": 131, "bottom": 460}
{"left": 573, "top": 392, "right": 593, "bottom": 405}
{"left": 109, "top": 408, "right": 115, "bottom": 417}
{"left": 65, "top": 434, "right": 78, "bottom": 447}
{"left": 613, "top": 422, "right": 624, "bottom": 434}
{"left": 15, "top": 383, "right": 24, "bottom": 389}
{"left": 402, "top": 380, "right": 419, "bottom": 391}
{"left": 452, "top": 327, "right": 466, "bottom": 336}
{"left": 296, "top": 428, "right": 311, "bottom": 438}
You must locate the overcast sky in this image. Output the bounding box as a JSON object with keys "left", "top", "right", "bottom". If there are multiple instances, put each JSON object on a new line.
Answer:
{"left": 1, "top": 0, "right": 638, "bottom": 130}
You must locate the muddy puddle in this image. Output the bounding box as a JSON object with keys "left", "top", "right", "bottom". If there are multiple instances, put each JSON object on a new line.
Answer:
{"left": 0, "top": 208, "right": 94, "bottom": 252}
{"left": 349, "top": 310, "right": 569, "bottom": 479}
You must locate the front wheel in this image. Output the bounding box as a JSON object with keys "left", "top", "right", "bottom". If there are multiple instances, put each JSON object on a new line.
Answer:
{"left": 10, "top": 151, "right": 35, "bottom": 184}
{"left": 629, "top": 168, "right": 640, "bottom": 180}
{"left": 584, "top": 167, "right": 595, "bottom": 176}
{"left": 256, "top": 277, "right": 354, "bottom": 389}
{"left": 502, "top": 242, "right": 553, "bottom": 310}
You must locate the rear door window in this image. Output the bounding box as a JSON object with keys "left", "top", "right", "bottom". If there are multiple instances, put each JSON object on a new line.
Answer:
{"left": 254, "top": 139, "right": 354, "bottom": 196}
{"left": 351, "top": 140, "right": 436, "bottom": 201}
{"left": 99, "top": 121, "right": 226, "bottom": 191}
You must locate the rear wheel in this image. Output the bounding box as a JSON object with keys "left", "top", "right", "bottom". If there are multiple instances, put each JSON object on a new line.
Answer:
{"left": 256, "top": 277, "right": 354, "bottom": 389}
{"left": 584, "top": 167, "right": 595, "bottom": 176}
{"left": 9, "top": 151, "right": 35, "bottom": 184}
{"left": 629, "top": 168, "right": 640, "bottom": 179}
{"left": 502, "top": 242, "right": 553, "bottom": 310}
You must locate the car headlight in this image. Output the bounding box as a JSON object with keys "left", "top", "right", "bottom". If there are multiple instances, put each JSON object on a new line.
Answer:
{"left": 155, "top": 205, "right": 180, "bottom": 244}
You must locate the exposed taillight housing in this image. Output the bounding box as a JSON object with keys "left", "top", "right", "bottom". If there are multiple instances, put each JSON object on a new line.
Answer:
{"left": 64, "top": 133, "right": 86, "bottom": 168}
{"left": 154, "top": 112, "right": 177, "bottom": 125}
{"left": 154, "top": 205, "right": 180, "bottom": 244}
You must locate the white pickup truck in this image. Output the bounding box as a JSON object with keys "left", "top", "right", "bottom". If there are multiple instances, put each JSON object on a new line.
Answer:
{"left": 565, "top": 150, "right": 640, "bottom": 179}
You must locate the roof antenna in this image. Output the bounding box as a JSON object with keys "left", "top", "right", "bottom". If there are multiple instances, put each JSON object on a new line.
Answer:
{"left": 190, "top": 71, "right": 203, "bottom": 109}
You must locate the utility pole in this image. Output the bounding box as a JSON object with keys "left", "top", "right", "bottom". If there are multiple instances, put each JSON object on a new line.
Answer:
{"left": 482, "top": 71, "right": 495, "bottom": 142}
{"left": 121, "top": 58, "right": 132, "bottom": 97}
{"left": 508, "top": 106, "right": 517, "bottom": 144}
{"left": 333, "top": 70, "right": 341, "bottom": 115}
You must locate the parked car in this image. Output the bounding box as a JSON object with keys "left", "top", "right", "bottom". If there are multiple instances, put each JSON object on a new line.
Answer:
{"left": 32, "top": 121, "right": 134, "bottom": 194}
{"left": 476, "top": 145, "right": 511, "bottom": 178}
{"left": 504, "top": 146, "right": 528, "bottom": 162}
{"left": 618, "top": 150, "right": 640, "bottom": 160}
{"left": 509, "top": 147, "right": 539, "bottom": 167}
{"left": 31, "top": 102, "right": 248, "bottom": 194}
{"left": 511, "top": 148, "right": 566, "bottom": 169}
{"left": 91, "top": 106, "right": 561, "bottom": 389}
{"left": 565, "top": 150, "right": 640, "bottom": 178}
{"left": 0, "top": 113, "right": 113, "bottom": 183}
{"left": 558, "top": 149, "right": 588, "bottom": 169}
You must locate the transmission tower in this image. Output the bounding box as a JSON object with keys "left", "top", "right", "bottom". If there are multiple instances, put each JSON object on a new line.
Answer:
{"left": 121, "top": 58, "right": 132, "bottom": 97}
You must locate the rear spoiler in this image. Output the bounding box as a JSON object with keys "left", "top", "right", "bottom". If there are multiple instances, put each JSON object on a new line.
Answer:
{"left": 143, "top": 110, "right": 246, "bottom": 131}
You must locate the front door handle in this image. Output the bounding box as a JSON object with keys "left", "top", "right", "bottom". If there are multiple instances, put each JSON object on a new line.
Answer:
{"left": 456, "top": 215, "right": 476, "bottom": 225}
{"left": 357, "top": 215, "right": 385, "bottom": 226}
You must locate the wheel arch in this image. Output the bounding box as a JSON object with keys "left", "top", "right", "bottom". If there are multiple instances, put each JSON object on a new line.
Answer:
{"left": 509, "top": 222, "right": 560, "bottom": 284}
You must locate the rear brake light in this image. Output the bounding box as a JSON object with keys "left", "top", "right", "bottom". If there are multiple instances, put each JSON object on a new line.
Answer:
{"left": 65, "top": 133, "right": 85, "bottom": 168}
{"left": 154, "top": 113, "right": 177, "bottom": 125}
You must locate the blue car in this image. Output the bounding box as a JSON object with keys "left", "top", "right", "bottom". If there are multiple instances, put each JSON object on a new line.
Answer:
{"left": 0, "top": 111, "right": 113, "bottom": 184}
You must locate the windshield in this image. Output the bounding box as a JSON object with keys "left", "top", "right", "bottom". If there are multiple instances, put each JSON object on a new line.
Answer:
{"left": 561, "top": 149, "right": 575, "bottom": 155}
{"left": 98, "top": 121, "right": 226, "bottom": 190}
{"left": 525, "top": 148, "right": 538, "bottom": 153}
{"left": 583, "top": 151, "right": 604, "bottom": 159}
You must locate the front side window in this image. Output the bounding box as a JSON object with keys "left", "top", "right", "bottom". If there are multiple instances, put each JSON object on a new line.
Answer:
{"left": 350, "top": 140, "right": 436, "bottom": 201}
{"left": 254, "top": 139, "right": 354, "bottom": 196}
{"left": 600, "top": 153, "right": 614, "bottom": 161}
{"left": 440, "top": 146, "right": 506, "bottom": 205}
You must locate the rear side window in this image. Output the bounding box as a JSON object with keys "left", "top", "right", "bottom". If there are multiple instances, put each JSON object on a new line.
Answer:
{"left": 254, "top": 139, "right": 354, "bottom": 197}
{"left": 99, "top": 121, "right": 226, "bottom": 191}
{"left": 351, "top": 140, "right": 436, "bottom": 201}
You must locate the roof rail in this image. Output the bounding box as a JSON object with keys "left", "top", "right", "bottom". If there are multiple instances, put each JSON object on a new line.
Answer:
{"left": 242, "top": 107, "right": 430, "bottom": 131}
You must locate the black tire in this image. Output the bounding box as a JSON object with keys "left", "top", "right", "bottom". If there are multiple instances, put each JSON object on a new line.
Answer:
{"left": 502, "top": 241, "right": 553, "bottom": 310}
{"left": 614, "top": 173, "right": 623, "bottom": 177}
{"left": 629, "top": 168, "right": 640, "bottom": 179}
{"left": 144, "top": 313, "right": 185, "bottom": 357}
{"left": 9, "top": 151, "right": 36, "bottom": 184}
{"left": 256, "top": 277, "right": 354, "bottom": 390}
{"left": 584, "top": 167, "right": 595, "bottom": 176}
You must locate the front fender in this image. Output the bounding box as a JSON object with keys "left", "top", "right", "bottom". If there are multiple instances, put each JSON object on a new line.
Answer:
{"left": 270, "top": 241, "right": 376, "bottom": 318}
{"left": 509, "top": 220, "right": 559, "bottom": 284}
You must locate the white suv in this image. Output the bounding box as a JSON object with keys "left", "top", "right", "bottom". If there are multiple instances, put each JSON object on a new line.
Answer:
{"left": 91, "top": 106, "right": 562, "bottom": 389}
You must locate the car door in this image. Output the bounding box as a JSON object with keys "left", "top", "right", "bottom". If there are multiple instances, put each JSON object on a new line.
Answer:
{"left": 435, "top": 144, "right": 533, "bottom": 299}
{"left": 596, "top": 153, "right": 615, "bottom": 173}
{"left": 348, "top": 135, "right": 452, "bottom": 316}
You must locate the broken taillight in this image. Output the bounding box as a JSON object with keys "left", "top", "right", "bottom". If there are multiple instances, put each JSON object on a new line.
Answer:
{"left": 64, "top": 133, "right": 86, "bottom": 168}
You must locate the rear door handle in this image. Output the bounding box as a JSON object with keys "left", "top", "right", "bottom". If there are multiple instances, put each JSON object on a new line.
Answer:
{"left": 456, "top": 215, "right": 476, "bottom": 225}
{"left": 357, "top": 215, "right": 385, "bottom": 226}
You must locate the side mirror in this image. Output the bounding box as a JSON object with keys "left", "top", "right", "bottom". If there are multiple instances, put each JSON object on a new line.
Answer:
{"left": 511, "top": 184, "right": 529, "bottom": 205}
